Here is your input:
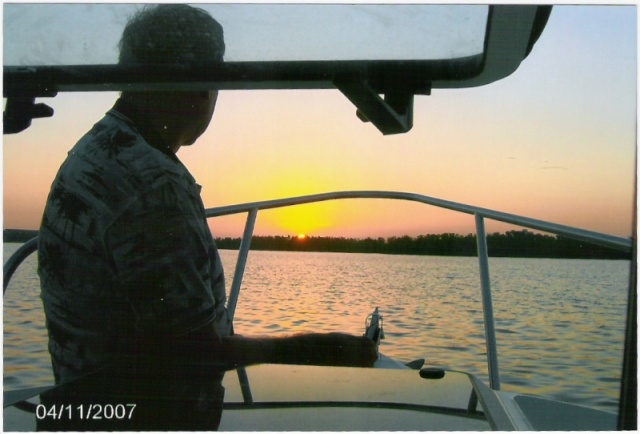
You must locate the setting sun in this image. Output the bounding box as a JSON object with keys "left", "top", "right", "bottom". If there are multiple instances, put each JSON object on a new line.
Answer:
{"left": 297, "top": 233, "right": 308, "bottom": 240}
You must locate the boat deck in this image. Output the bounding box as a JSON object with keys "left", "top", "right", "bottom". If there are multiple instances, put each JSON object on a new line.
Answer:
{"left": 4, "top": 364, "right": 490, "bottom": 431}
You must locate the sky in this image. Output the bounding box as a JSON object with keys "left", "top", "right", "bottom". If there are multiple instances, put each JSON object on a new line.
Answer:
{"left": 3, "top": 4, "right": 637, "bottom": 240}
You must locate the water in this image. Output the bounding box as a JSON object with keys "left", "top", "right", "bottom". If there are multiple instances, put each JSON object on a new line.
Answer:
{"left": 3, "top": 244, "right": 631, "bottom": 413}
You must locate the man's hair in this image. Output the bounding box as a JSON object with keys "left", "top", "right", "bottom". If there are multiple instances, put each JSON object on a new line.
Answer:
{"left": 119, "top": 4, "right": 225, "bottom": 66}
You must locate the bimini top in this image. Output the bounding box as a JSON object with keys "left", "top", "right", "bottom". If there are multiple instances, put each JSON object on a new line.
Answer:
{"left": 3, "top": 4, "right": 551, "bottom": 135}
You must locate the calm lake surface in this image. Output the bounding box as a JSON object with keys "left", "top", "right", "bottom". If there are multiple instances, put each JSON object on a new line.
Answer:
{"left": 3, "top": 243, "right": 631, "bottom": 414}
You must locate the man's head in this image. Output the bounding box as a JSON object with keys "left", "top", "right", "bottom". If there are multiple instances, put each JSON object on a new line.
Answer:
{"left": 119, "top": 4, "right": 225, "bottom": 66}
{"left": 118, "top": 5, "right": 225, "bottom": 152}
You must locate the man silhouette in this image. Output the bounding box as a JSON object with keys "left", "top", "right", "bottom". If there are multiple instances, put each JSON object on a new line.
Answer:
{"left": 38, "top": 5, "right": 376, "bottom": 429}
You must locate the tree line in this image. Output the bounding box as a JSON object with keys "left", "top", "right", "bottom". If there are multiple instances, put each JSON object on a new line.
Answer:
{"left": 4, "top": 229, "right": 39, "bottom": 243}
{"left": 215, "top": 230, "right": 631, "bottom": 260}
{"left": 5, "top": 228, "right": 631, "bottom": 259}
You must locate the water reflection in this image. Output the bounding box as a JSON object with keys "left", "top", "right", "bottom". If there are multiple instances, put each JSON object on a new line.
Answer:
{"left": 3, "top": 245, "right": 630, "bottom": 413}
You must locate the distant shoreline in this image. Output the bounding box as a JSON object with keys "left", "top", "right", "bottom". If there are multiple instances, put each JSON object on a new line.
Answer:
{"left": 3, "top": 229, "right": 38, "bottom": 243}
{"left": 5, "top": 228, "right": 630, "bottom": 260}
{"left": 215, "top": 231, "right": 630, "bottom": 260}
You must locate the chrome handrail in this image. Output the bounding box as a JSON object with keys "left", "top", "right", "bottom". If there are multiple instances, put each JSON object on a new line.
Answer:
{"left": 205, "top": 190, "right": 632, "bottom": 390}
{"left": 206, "top": 191, "right": 632, "bottom": 252}
{"left": 4, "top": 191, "right": 633, "bottom": 390}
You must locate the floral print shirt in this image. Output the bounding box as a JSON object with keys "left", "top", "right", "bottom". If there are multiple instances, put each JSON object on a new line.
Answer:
{"left": 38, "top": 105, "right": 227, "bottom": 383}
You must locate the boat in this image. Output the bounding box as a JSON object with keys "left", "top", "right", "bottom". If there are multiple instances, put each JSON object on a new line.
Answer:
{"left": 3, "top": 4, "right": 636, "bottom": 431}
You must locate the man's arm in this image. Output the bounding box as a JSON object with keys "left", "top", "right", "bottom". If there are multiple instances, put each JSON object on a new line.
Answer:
{"left": 220, "top": 332, "right": 378, "bottom": 368}
{"left": 170, "top": 323, "right": 377, "bottom": 369}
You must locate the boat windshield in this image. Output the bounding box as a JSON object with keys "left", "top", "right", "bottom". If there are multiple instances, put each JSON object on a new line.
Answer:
{"left": 4, "top": 4, "right": 488, "bottom": 65}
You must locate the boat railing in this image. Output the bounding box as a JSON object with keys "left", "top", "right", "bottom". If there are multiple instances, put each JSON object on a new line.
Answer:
{"left": 3, "top": 190, "right": 633, "bottom": 391}
{"left": 204, "top": 190, "right": 632, "bottom": 390}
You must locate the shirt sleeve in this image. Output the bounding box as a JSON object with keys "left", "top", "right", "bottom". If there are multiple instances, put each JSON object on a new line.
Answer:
{"left": 105, "top": 179, "right": 219, "bottom": 339}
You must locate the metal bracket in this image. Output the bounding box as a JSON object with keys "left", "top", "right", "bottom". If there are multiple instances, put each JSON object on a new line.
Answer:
{"left": 334, "top": 76, "right": 422, "bottom": 135}
{"left": 4, "top": 97, "right": 55, "bottom": 134}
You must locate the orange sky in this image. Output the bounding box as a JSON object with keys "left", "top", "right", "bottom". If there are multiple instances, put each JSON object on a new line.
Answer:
{"left": 3, "top": 6, "right": 637, "bottom": 240}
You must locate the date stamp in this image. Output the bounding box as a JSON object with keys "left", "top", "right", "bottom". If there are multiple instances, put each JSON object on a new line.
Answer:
{"left": 36, "top": 403, "right": 137, "bottom": 421}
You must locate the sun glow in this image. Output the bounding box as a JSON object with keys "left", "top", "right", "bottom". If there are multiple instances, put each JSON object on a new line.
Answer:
{"left": 297, "top": 233, "right": 308, "bottom": 240}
